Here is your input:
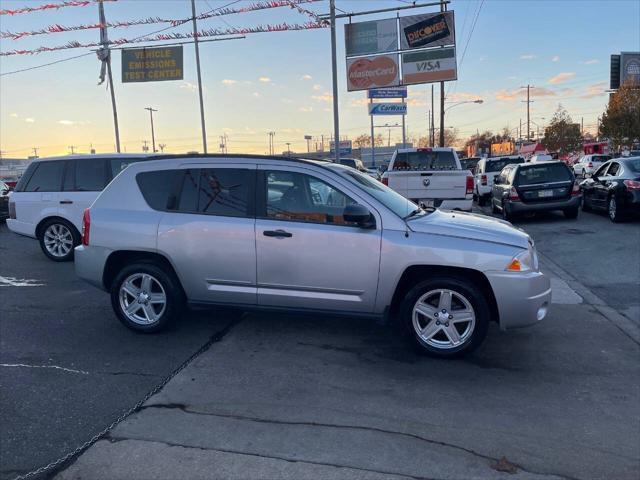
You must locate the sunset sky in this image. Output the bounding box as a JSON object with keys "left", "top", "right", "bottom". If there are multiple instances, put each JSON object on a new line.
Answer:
{"left": 1, "top": 0, "right": 638, "bottom": 157}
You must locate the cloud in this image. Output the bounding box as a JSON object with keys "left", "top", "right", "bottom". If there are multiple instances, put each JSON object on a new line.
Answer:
{"left": 479, "top": 55, "right": 487, "bottom": 62}
{"left": 311, "top": 92, "right": 333, "bottom": 103}
{"left": 58, "top": 120, "right": 74, "bottom": 125}
{"left": 312, "top": 84, "right": 322, "bottom": 91}
{"left": 180, "top": 81, "right": 198, "bottom": 92}
{"left": 299, "top": 106, "right": 313, "bottom": 112}
{"left": 520, "top": 54, "right": 537, "bottom": 60}
{"left": 581, "top": 82, "right": 606, "bottom": 99}
{"left": 24, "top": 118, "right": 35, "bottom": 123}
{"left": 258, "top": 77, "right": 271, "bottom": 83}
{"left": 10, "top": 113, "right": 18, "bottom": 118}
{"left": 252, "top": 92, "right": 260, "bottom": 98}
{"left": 506, "top": 75, "right": 518, "bottom": 80}
{"left": 548, "top": 72, "right": 576, "bottom": 84}
{"left": 447, "top": 92, "right": 483, "bottom": 102}
{"left": 222, "top": 127, "right": 234, "bottom": 133}
{"left": 583, "top": 59, "right": 598, "bottom": 65}
{"left": 350, "top": 98, "right": 369, "bottom": 107}
{"left": 282, "top": 98, "right": 294, "bottom": 104}
{"left": 552, "top": 56, "right": 560, "bottom": 62}
{"left": 221, "top": 79, "right": 237, "bottom": 85}
{"left": 495, "top": 89, "right": 520, "bottom": 101}
{"left": 301, "top": 74, "right": 312, "bottom": 80}
{"left": 530, "top": 87, "right": 557, "bottom": 97}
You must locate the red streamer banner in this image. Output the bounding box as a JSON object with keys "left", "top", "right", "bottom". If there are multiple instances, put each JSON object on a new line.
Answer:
{"left": 1, "top": 0, "right": 324, "bottom": 40}
{"left": 0, "top": 0, "right": 116, "bottom": 16}
{"left": 0, "top": 21, "right": 328, "bottom": 56}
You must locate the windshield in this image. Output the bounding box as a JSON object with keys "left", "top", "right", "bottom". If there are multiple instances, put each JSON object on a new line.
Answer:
{"left": 517, "top": 163, "right": 572, "bottom": 185}
{"left": 623, "top": 158, "right": 640, "bottom": 173}
{"left": 392, "top": 151, "right": 457, "bottom": 171}
{"left": 340, "top": 159, "right": 356, "bottom": 168}
{"left": 338, "top": 168, "right": 419, "bottom": 218}
{"left": 486, "top": 157, "right": 524, "bottom": 172}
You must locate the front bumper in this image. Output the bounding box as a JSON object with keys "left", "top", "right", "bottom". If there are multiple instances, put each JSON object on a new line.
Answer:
{"left": 485, "top": 270, "right": 551, "bottom": 330}
{"left": 6, "top": 218, "right": 36, "bottom": 238}
{"left": 74, "top": 245, "right": 111, "bottom": 291}
{"left": 509, "top": 195, "right": 581, "bottom": 214}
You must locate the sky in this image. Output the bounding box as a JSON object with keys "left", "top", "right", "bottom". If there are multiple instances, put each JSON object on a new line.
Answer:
{"left": 0, "top": 0, "right": 638, "bottom": 157}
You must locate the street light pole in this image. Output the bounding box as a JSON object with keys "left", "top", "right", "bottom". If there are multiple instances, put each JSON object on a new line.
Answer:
{"left": 144, "top": 107, "right": 158, "bottom": 153}
{"left": 191, "top": 0, "right": 207, "bottom": 154}
{"left": 329, "top": 0, "right": 340, "bottom": 163}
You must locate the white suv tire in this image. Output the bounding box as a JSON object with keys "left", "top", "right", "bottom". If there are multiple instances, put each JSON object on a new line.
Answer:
{"left": 38, "top": 218, "right": 80, "bottom": 262}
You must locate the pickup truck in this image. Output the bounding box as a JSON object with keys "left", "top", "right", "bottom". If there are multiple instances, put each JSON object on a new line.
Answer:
{"left": 381, "top": 147, "right": 473, "bottom": 211}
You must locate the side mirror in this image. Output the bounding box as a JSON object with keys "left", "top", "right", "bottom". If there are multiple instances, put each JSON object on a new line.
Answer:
{"left": 344, "top": 204, "right": 375, "bottom": 228}
{"left": 585, "top": 172, "right": 593, "bottom": 179}
{"left": 494, "top": 177, "right": 502, "bottom": 185}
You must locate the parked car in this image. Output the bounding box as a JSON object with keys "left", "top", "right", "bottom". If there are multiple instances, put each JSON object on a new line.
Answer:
{"left": 528, "top": 154, "right": 554, "bottom": 163}
{"left": 0, "top": 180, "right": 11, "bottom": 221}
{"left": 580, "top": 157, "right": 640, "bottom": 222}
{"left": 74, "top": 154, "right": 550, "bottom": 358}
{"left": 6, "top": 154, "right": 153, "bottom": 261}
{"left": 380, "top": 148, "right": 473, "bottom": 211}
{"left": 339, "top": 158, "right": 368, "bottom": 174}
{"left": 572, "top": 154, "right": 611, "bottom": 176}
{"left": 365, "top": 167, "right": 381, "bottom": 181}
{"left": 460, "top": 157, "right": 481, "bottom": 175}
{"left": 474, "top": 156, "right": 525, "bottom": 206}
{"left": 491, "top": 161, "right": 581, "bottom": 220}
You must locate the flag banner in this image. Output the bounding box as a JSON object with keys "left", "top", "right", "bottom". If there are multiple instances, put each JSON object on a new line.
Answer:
{"left": 0, "top": 0, "right": 115, "bottom": 16}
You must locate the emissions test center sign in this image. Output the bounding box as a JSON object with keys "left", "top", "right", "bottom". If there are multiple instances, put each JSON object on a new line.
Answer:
{"left": 122, "top": 46, "right": 183, "bottom": 83}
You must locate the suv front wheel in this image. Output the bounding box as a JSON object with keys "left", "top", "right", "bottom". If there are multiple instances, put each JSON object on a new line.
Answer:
{"left": 111, "top": 262, "right": 184, "bottom": 332}
{"left": 400, "top": 277, "right": 490, "bottom": 358}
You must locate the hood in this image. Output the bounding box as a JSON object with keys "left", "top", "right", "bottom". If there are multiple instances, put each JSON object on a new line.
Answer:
{"left": 407, "top": 209, "right": 530, "bottom": 249}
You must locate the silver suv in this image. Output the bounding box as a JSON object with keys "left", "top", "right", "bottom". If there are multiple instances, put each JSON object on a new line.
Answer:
{"left": 75, "top": 155, "right": 551, "bottom": 358}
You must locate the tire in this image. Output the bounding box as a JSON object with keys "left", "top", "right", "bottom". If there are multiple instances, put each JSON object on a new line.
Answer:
{"left": 491, "top": 197, "right": 499, "bottom": 214}
{"left": 608, "top": 195, "right": 624, "bottom": 223}
{"left": 501, "top": 200, "right": 512, "bottom": 221}
{"left": 38, "top": 218, "right": 79, "bottom": 262}
{"left": 477, "top": 194, "right": 486, "bottom": 207}
{"left": 582, "top": 194, "right": 592, "bottom": 211}
{"left": 110, "top": 262, "right": 184, "bottom": 333}
{"left": 399, "top": 276, "right": 490, "bottom": 358}
{"left": 564, "top": 207, "right": 579, "bottom": 219}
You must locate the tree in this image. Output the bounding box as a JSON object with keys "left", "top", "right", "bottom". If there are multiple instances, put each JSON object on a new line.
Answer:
{"left": 543, "top": 105, "right": 582, "bottom": 155}
{"left": 353, "top": 133, "right": 385, "bottom": 148}
{"left": 599, "top": 81, "right": 640, "bottom": 149}
{"left": 443, "top": 128, "right": 460, "bottom": 148}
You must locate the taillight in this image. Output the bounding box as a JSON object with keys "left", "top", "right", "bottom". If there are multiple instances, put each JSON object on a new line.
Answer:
{"left": 588, "top": 162, "right": 593, "bottom": 168}
{"left": 466, "top": 176, "right": 474, "bottom": 194}
{"left": 509, "top": 187, "right": 521, "bottom": 202}
{"left": 382, "top": 176, "right": 389, "bottom": 186}
{"left": 624, "top": 179, "right": 640, "bottom": 190}
{"left": 9, "top": 201, "right": 16, "bottom": 219}
{"left": 481, "top": 175, "right": 487, "bottom": 185}
{"left": 571, "top": 181, "right": 580, "bottom": 196}
{"left": 82, "top": 208, "right": 90, "bottom": 246}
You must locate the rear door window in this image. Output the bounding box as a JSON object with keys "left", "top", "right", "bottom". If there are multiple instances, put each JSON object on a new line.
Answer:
{"left": 14, "top": 162, "right": 38, "bottom": 192}
{"left": 110, "top": 158, "right": 144, "bottom": 180}
{"left": 516, "top": 163, "right": 572, "bottom": 185}
{"left": 197, "top": 168, "right": 253, "bottom": 217}
{"left": 136, "top": 170, "right": 177, "bottom": 211}
{"left": 75, "top": 158, "right": 108, "bottom": 191}
{"left": 24, "top": 161, "right": 65, "bottom": 192}
{"left": 392, "top": 151, "right": 456, "bottom": 170}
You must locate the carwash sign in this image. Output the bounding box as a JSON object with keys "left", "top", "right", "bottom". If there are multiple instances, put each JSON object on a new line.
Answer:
{"left": 368, "top": 103, "right": 407, "bottom": 115}
{"left": 121, "top": 46, "right": 183, "bottom": 83}
{"left": 346, "top": 54, "right": 400, "bottom": 91}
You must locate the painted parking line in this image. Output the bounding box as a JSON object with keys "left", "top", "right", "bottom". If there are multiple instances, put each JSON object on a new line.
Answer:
{"left": 0, "top": 275, "right": 44, "bottom": 287}
{"left": 0, "top": 363, "right": 89, "bottom": 375}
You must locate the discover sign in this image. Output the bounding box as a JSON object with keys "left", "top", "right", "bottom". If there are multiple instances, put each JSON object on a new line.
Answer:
{"left": 122, "top": 46, "right": 183, "bottom": 83}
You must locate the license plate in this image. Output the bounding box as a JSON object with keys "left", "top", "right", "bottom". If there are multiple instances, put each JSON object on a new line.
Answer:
{"left": 538, "top": 190, "right": 553, "bottom": 198}
{"left": 420, "top": 199, "right": 434, "bottom": 208}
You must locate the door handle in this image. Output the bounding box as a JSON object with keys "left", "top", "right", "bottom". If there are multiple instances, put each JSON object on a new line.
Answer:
{"left": 59, "top": 200, "right": 73, "bottom": 204}
{"left": 263, "top": 229, "right": 292, "bottom": 238}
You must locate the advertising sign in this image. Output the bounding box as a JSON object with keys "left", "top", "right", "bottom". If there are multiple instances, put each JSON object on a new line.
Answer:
{"left": 620, "top": 52, "right": 640, "bottom": 86}
{"left": 345, "top": 18, "right": 398, "bottom": 56}
{"left": 399, "top": 12, "right": 455, "bottom": 50}
{"left": 368, "top": 103, "right": 407, "bottom": 115}
{"left": 330, "top": 140, "right": 353, "bottom": 155}
{"left": 122, "top": 46, "right": 183, "bottom": 83}
{"left": 402, "top": 47, "right": 457, "bottom": 85}
{"left": 347, "top": 54, "right": 400, "bottom": 91}
{"left": 368, "top": 87, "right": 408, "bottom": 99}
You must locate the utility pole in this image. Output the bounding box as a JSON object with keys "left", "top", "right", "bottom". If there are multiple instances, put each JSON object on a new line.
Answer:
{"left": 158, "top": 143, "right": 166, "bottom": 153}
{"left": 97, "top": 0, "right": 120, "bottom": 153}
{"left": 430, "top": 84, "right": 435, "bottom": 147}
{"left": 142, "top": 140, "right": 149, "bottom": 153}
{"left": 438, "top": 1, "right": 446, "bottom": 147}
{"left": 286, "top": 142, "right": 291, "bottom": 156}
{"left": 267, "top": 131, "right": 275, "bottom": 155}
{"left": 68, "top": 146, "right": 77, "bottom": 154}
{"left": 581, "top": 117, "right": 584, "bottom": 137}
{"left": 191, "top": 0, "right": 207, "bottom": 153}
{"left": 370, "top": 96, "right": 376, "bottom": 167}
{"left": 521, "top": 85, "right": 533, "bottom": 141}
{"left": 32, "top": 147, "right": 39, "bottom": 158}
{"left": 144, "top": 107, "right": 158, "bottom": 153}
{"left": 329, "top": 0, "right": 340, "bottom": 163}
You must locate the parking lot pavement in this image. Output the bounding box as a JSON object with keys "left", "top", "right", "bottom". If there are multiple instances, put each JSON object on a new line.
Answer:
{"left": 2, "top": 209, "right": 639, "bottom": 480}
{"left": 0, "top": 223, "right": 236, "bottom": 479}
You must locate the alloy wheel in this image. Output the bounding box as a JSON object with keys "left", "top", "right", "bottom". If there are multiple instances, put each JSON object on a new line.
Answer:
{"left": 43, "top": 224, "right": 74, "bottom": 258}
{"left": 412, "top": 289, "right": 476, "bottom": 350}
{"left": 119, "top": 273, "right": 167, "bottom": 325}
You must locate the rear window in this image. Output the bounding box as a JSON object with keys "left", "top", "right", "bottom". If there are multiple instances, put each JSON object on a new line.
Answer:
{"left": 392, "top": 151, "right": 457, "bottom": 171}
{"left": 623, "top": 158, "right": 640, "bottom": 173}
{"left": 24, "top": 161, "right": 65, "bottom": 192}
{"left": 593, "top": 155, "right": 611, "bottom": 162}
{"left": 136, "top": 170, "right": 177, "bottom": 211}
{"left": 14, "top": 162, "right": 37, "bottom": 192}
{"left": 340, "top": 159, "right": 356, "bottom": 168}
{"left": 110, "top": 158, "right": 144, "bottom": 179}
{"left": 486, "top": 157, "right": 524, "bottom": 172}
{"left": 516, "top": 163, "right": 572, "bottom": 186}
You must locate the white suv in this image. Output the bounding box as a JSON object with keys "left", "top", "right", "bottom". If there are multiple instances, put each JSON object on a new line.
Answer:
{"left": 473, "top": 156, "right": 525, "bottom": 206}
{"left": 7, "top": 154, "right": 152, "bottom": 261}
{"left": 573, "top": 154, "right": 611, "bottom": 176}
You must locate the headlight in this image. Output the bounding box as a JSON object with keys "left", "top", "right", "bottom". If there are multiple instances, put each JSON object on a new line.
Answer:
{"left": 506, "top": 247, "right": 538, "bottom": 272}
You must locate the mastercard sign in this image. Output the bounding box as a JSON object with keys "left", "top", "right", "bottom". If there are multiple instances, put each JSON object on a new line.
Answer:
{"left": 346, "top": 54, "right": 400, "bottom": 92}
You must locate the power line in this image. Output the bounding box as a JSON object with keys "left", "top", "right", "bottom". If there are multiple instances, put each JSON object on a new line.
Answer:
{"left": 0, "top": 52, "right": 93, "bottom": 76}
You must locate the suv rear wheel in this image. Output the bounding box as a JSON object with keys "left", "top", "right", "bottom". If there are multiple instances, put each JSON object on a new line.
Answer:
{"left": 39, "top": 218, "right": 79, "bottom": 262}
{"left": 400, "top": 277, "right": 490, "bottom": 358}
{"left": 111, "top": 262, "right": 184, "bottom": 332}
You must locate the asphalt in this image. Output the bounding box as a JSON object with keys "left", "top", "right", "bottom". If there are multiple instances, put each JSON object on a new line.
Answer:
{"left": 0, "top": 206, "right": 638, "bottom": 480}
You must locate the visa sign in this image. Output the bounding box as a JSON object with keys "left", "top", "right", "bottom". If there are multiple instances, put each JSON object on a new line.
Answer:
{"left": 368, "top": 103, "right": 407, "bottom": 115}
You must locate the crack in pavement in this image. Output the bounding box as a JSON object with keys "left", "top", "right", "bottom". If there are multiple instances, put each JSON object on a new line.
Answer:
{"left": 137, "top": 404, "right": 578, "bottom": 480}
{"left": 106, "top": 435, "right": 435, "bottom": 480}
